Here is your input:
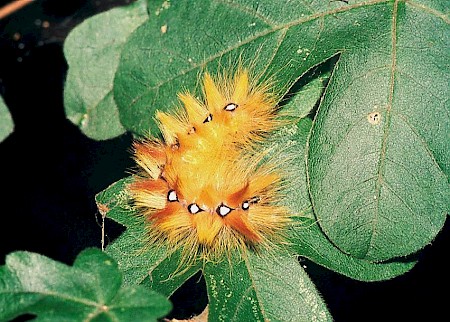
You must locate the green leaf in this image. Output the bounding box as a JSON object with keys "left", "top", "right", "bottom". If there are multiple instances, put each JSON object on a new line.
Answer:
{"left": 307, "top": 1, "right": 450, "bottom": 261}
{"left": 203, "top": 251, "right": 331, "bottom": 322}
{"left": 265, "top": 104, "right": 418, "bottom": 281}
{"left": 0, "top": 248, "right": 171, "bottom": 322}
{"left": 263, "top": 98, "right": 417, "bottom": 281}
{"left": 63, "top": 0, "right": 148, "bottom": 140}
{"left": 264, "top": 70, "right": 331, "bottom": 215}
{"left": 0, "top": 95, "right": 13, "bottom": 142}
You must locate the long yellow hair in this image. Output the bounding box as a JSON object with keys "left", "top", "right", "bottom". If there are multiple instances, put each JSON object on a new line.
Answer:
{"left": 129, "top": 69, "right": 291, "bottom": 266}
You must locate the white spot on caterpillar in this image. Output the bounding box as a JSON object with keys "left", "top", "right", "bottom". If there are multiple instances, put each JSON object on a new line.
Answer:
{"left": 217, "top": 204, "right": 232, "bottom": 216}
{"left": 203, "top": 114, "right": 213, "bottom": 123}
{"left": 224, "top": 103, "right": 238, "bottom": 111}
{"left": 167, "top": 190, "right": 178, "bottom": 202}
{"left": 188, "top": 203, "right": 202, "bottom": 214}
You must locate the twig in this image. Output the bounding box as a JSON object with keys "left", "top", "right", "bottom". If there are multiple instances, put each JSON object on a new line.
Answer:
{"left": 0, "top": 0, "right": 34, "bottom": 20}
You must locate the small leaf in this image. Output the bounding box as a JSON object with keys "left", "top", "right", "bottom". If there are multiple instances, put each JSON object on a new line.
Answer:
{"left": 63, "top": 0, "right": 148, "bottom": 140}
{"left": 0, "top": 248, "right": 171, "bottom": 322}
{"left": 0, "top": 95, "right": 13, "bottom": 142}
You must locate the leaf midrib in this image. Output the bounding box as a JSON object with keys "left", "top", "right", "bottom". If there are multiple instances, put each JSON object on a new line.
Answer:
{"left": 370, "top": 0, "right": 399, "bottom": 258}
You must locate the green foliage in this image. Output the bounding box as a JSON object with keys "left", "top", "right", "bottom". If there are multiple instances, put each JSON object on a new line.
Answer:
{"left": 203, "top": 251, "right": 331, "bottom": 321}
{"left": 0, "top": 96, "right": 13, "bottom": 142}
{"left": 0, "top": 248, "right": 171, "bottom": 322}
{"left": 65, "top": 0, "right": 449, "bottom": 261}
{"left": 36, "top": 0, "right": 449, "bottom": 320}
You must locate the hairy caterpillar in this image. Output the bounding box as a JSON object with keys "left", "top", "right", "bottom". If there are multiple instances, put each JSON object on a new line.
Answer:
{"left": 129, "top": 68, "right": 292, "bottom": 266}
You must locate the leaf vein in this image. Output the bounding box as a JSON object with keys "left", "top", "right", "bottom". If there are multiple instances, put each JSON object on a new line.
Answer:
{"left": 381, "top": 178, "right": 426, "bottom": 225}
{"left": 217, "top": 0, "right": 277, "bottom": 27}
{"left": 371, "top": 0, "right": 399, "bottom": 258}
{"left": 243, "top": 255, "right": 267, "bottom": 321}
{"left": 392, "top": 112, "right": 448, "bottom": 180}
{"left": 406, "top": 0, "right": 450, "bottom": 23}
{"left": 126, "top": 0, "right": 391, "bottom": 109}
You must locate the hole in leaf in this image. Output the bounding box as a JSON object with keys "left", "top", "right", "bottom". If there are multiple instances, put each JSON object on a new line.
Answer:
{"left": 367, "top": 111, "right": 381, "bottom": 125}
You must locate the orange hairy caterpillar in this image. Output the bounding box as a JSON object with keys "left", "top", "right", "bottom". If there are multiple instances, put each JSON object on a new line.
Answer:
{"left": 128, "top": 68, "right": 291, "bottom": 265}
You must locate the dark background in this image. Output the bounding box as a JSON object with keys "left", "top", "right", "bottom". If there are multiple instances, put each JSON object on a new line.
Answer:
{"left": 0, "top": 1, "right": 448, "bottom": 321}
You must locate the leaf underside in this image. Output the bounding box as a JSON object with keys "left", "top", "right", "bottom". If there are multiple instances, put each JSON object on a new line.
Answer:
{"left": 63, "top": 0, "right": 148, "bottom": 140}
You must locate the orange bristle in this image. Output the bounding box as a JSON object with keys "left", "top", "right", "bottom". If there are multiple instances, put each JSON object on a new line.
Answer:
{"left": 224, "top": 210, "right": 262, "bottom": 243}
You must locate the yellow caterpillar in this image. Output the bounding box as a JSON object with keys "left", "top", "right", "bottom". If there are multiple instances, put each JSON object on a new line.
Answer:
{"left": 129, "top": 69, "right": 291, "bottom": 265}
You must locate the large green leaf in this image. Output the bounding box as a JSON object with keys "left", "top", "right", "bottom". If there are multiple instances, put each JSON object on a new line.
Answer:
{"left": 113, "top": 0, "right": 395, "bottom": 135}
{"left": 307, "top": 0, "right": 449, "bottom": 260}
{"left": 265, "top": 111, "right": 419, "bottom": 281}
{"left": 0, "top": 248, "right": 171, "bottom": 322}
{"left": 0, "top": 95, "right": 13, "bottom": 142}
{"left": 63, "top": 0, "right": 148, "bottom": 140}
{"left": 114, "top": 0, "right": 334, "bottom": 135}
